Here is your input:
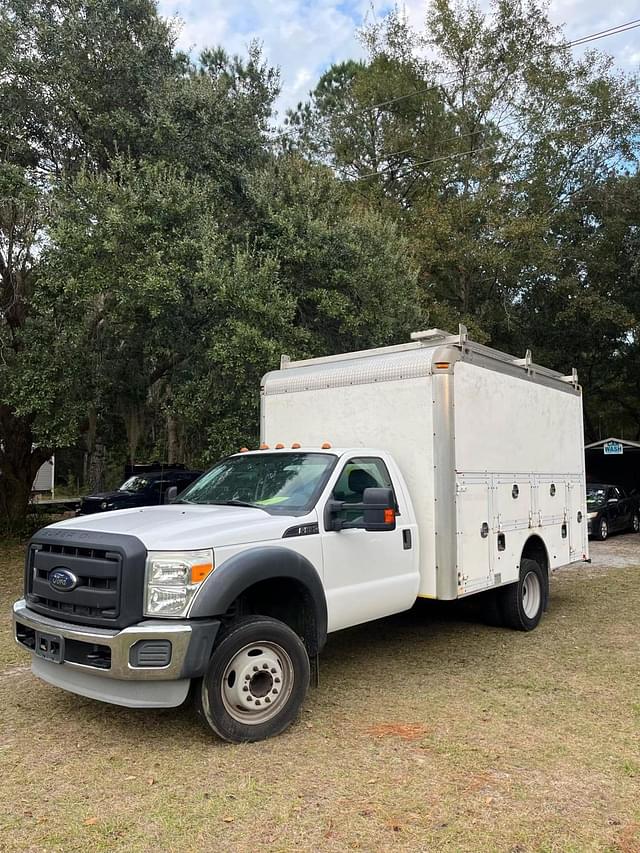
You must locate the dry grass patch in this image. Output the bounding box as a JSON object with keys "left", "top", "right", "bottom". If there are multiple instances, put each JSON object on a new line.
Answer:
{"left": 0, "top": 536, "right": 639, "bottom": 852}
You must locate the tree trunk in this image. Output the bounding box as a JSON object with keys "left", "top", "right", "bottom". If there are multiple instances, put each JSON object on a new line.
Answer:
{"left": 0, "top": 404, "right": 51, "bottom": 527}
{"left": 87, "top": 443, "right": 106, "bottom": 493}
{"left": 121, "top": 402, "right": 144, "bottom": 466}
{"left": 167, "top": 412, "right": 179, "bottom": 465}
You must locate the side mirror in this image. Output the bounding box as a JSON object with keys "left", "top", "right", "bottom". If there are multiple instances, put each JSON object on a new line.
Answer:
{"left": 324, "top": 487, "right": 396, "bottom": 532}
{"left": 362, "top": 487, "right": 396, "bottom": 531}
{"left": 165, "top": 486, "right": 178, "bottom": 504}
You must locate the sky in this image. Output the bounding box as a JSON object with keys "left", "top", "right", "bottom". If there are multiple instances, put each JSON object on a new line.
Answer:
{"left": 156, "top": 0, "right": 640, "bottom": 118}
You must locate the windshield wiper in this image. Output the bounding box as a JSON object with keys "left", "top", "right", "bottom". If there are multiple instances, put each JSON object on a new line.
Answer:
{"left": 210, "top": 499, "right": 259, "bottom": 508}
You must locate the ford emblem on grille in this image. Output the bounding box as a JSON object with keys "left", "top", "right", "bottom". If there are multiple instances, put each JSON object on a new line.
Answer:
{"left": 49, "top": 568, "right": 78, "bottom": 592}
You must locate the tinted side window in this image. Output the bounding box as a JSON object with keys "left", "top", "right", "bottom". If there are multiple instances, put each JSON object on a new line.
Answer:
{"left": 149, "top": 481, "right": 171, "bottom": 500}
{"left": 331, "top": 457, "right": 397, "bottom": 524}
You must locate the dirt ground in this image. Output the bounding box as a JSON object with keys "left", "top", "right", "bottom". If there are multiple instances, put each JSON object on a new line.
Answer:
{"left": 0, "top": 535, "right": 639, "bottom": 853}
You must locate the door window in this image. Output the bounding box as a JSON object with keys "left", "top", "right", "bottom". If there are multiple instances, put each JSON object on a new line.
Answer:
{"left": 149, "top": 481, "right": 170, "bottom": 502}
{"left": 330, "top": 457, "right": 396, "bottom": 526}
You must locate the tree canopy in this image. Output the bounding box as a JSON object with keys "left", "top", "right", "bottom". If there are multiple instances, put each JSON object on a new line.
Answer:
{"left": 0, "top": 0, "right": 639, "bottom": 525}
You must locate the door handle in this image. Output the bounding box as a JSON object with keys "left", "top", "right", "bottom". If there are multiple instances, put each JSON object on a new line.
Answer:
{"left": 402, "top": 529, "right": 412, "bottom": 550}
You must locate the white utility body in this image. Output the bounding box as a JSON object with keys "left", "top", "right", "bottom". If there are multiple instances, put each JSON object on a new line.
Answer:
{"left": 13, "top": 328, "right": 588, "bottom": 742}
{"left": 262, "top": 327, "right": 588, "bottom": 605}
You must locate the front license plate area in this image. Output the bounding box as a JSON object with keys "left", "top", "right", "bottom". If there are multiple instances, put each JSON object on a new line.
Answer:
{"left": 35, "top": 631, "right": 64, "bottom": 664}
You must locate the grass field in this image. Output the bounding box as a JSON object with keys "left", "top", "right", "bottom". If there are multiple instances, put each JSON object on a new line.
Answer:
{"left": 1, "top": 536, "right": 639, "bottom": 853}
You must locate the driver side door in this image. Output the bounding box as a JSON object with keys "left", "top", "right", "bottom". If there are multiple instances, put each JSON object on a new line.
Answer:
{"left": 320, "top": 456, "right": 419, "bottom": 632}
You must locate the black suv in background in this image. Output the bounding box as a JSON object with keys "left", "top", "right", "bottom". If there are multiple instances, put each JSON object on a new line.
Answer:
{"left": 78, "top": 467, "right": 202, "bottom": 515}
{"left": 586, "top": 483, "right": 640, "bottom": 540}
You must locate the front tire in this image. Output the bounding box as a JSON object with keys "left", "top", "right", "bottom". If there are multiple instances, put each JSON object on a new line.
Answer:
{"left": 498, "top": 558, "right": 546, "bottom": 631}
{"left": 630, "top": 512, "right": 640, "bottom": 534}
{"left": 195, "top": 615, "right": 310, "bottom": 743}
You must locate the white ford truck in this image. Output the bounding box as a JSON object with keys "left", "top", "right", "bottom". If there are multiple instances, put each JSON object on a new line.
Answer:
{"left": 13, "top": 328, "right": 588, "bottom": 742}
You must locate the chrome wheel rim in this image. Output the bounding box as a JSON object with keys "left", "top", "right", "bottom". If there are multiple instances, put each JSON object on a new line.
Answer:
{"left": 522, "top": 571, "right": 541, "bottom": 619}
{"left": 633, "top": 515, "right": 639, "bottom": 533}
{"left": 600, "top": 519, "right": 608, "bottom": 539}
{"left": 220, "top": 641, "right": 294, "bottom": 725}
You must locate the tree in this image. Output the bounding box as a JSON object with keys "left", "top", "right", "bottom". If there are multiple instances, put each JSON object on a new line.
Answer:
{"left": 288, "top": 0, "right": 640, "bottom": 413}
{"left": 0, "top": 0, "right": 179, "bottom": 524}
{"left": 44, "top": 152, "right": 422, "bottom": 472}
{"left": 0, "top": 1, "right": 284, "bottom": 524}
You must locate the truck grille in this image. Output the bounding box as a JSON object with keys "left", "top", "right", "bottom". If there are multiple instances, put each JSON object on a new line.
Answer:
{"left": 25, "top": 531, "right": 147, "bottom": 629}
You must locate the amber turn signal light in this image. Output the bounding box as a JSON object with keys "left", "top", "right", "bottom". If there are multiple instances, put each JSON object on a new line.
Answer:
{"left": 191, "top": 561, "right": 214, "bottom": 584}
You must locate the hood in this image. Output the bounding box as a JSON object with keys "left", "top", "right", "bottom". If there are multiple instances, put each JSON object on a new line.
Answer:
{"left": 51, "top": 504, "right": 302, "bottom": 551}
{"left": 82, "top": 491, "right": 130, "bottom": 503}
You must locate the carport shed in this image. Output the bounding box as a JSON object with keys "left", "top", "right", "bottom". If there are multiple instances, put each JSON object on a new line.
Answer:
{"left": 584, "top": 437, "right": 640, "bottom": 494}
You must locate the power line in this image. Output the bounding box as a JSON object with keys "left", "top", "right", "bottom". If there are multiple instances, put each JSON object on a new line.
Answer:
{"left": 564, "top": 18, "right": 640, "bottom": 48}
{"left": 267, "top": 17, "right": 640, "bottom": 143}
{"left": 346, "top": 112, "right": 528, "bottom": 172}
{"left": 351, "top": 116, "right": 623, "bottom": 182}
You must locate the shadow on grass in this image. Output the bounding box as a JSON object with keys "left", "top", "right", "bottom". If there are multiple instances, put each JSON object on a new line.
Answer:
{"left": 12, "top": 582, "right": 581, "bottom": 750}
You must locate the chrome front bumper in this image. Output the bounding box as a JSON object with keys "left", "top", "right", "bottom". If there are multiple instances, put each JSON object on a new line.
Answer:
{"left": 12, "top": 599, "right": 192, "bottom": 681}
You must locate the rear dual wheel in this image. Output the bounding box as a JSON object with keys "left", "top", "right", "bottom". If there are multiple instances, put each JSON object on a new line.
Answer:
{"left": 498, "top": 558, "right": 547, "bottom": 631}
{"left": 195, "top": 615, "right": 310, "bottom": 743}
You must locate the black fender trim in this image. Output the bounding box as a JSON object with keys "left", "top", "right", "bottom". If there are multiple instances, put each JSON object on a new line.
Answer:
{"left": 180, "top": 619, "right": 222, "bottom": 678}
{"left": 188, "top": 547, "right": 328, "bottom": 654}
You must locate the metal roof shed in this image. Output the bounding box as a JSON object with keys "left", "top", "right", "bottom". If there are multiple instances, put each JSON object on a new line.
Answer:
{"left": 584, "top": 438, "right": 640, "bottom": 494}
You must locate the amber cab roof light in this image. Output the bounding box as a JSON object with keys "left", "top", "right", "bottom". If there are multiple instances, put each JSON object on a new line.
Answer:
{"left": 275, "top": 443, "right": 285, "bottom": 449}
{"left": 259, "top": 443, "right": 270, "bottom": 450}
{"left": 321, "top": 441, "right": 332, "bottom": 449}
{"left": 291, "top": 442, "right": 301, "bottom": 449}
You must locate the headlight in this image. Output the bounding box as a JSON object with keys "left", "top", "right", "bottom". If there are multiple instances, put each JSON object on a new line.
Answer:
{"left": 587, "top": 511, "right": 598, "bottom": 519}
{"left": 144, "top": 549, "right": 214, "bottom": 617}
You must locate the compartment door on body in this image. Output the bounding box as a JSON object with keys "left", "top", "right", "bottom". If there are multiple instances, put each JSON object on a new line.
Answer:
{"left": 567, "top": 480, "right": 587, "bottom": 556}
{"left": 455, "top": 477, "right": 492, "bottom": 594}
{"left": 321, "top": 457, "right": 418, "bottom": 632}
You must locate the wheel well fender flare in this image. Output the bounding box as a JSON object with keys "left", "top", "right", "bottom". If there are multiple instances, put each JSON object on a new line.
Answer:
{"left": 187, "top": 546, "right": 328, "bottom": 652}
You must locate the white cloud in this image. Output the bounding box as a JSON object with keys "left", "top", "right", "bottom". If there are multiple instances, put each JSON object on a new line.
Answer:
{"left": 158, "top": 0, "right": 375, "bottom": 117}
{"left": 158, "top": 0, "right": 639, "bottom": 115}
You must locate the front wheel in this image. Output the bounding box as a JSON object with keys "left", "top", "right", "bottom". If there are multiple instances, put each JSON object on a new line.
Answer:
{"left": 498, "top": 558, "right": 546, "bottom": 631}
{"left": 194, "top": 615, "right": 310, "bottom": 743}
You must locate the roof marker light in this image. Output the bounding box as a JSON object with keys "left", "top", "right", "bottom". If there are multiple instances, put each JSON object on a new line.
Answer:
{"left": 434, "top": 362, "right": 450, "bottom": 369}
{"left": 275, "top": 443, "right": 285, "bottom": 449}
{"left": 291, "top": 442, "right": 301, "bottom": 449}
{"left": 321, "top": 441, "right": 332, "bottom": 449}
{"left": 259, "top": 443, "right": 270, "bottom": 450}
{"left": 239, "top": 447, "right": 249, "bottom": 453}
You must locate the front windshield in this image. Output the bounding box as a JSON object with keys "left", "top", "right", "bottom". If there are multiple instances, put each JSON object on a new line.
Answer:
{"left": 586, "top": 486, "right": 606, "bottom": 508}
{"left": 119, "top": 476, "right": 150, "bottom": 493}
{"left": 179, "top": 452, "right": 337, "bottom": 515}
